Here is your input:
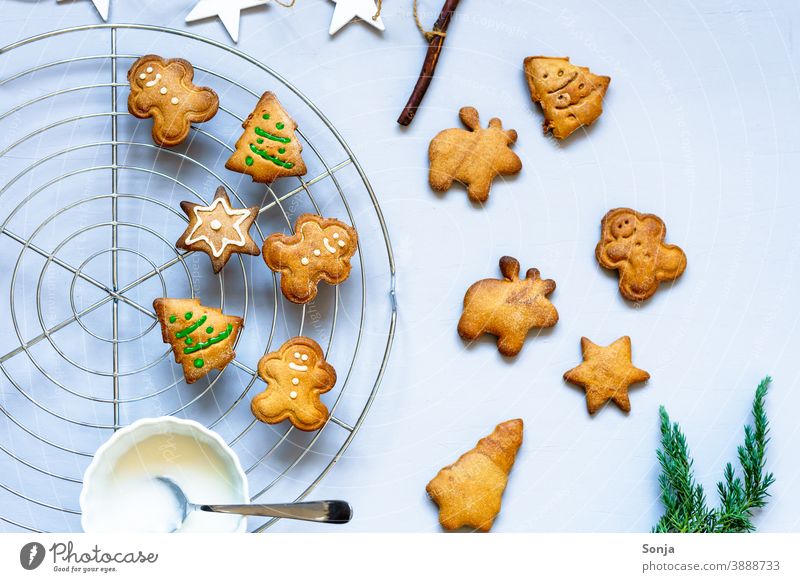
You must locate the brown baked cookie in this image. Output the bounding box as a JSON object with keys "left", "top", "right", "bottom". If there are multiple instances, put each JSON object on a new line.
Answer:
{"left": 225, "top": 91, "right": 307, "bottom": 183}
{"left": 252, "top": 337, "right": 336, "bottom": 432}
{"left": 563, "top": 336, "right": 650, "bottom": 414}
{"left": 127, "top": 55, "right": 219, "bottom": 147}
{"left": 176, "top": 186, "right": 260, "bottom": 273}
{"left": 153, "top": 298, "right": 242, "bottom": 384}
{"left": 426, "top": 419, "right": 523, "bottom": 532}
{"left": 523, "top": 56, "right": 610, "bottom": 139}
{"left": 429, "top": 107, "right": 522, "bottom": 204}
{"left": 596, "top": 208, "right": 687, "bottom": 302}
{"left": 458, "top": 256, "right": 558, "bottom": 357}
{"left": 263, "top": 214, "right": 358, "bottom": 304}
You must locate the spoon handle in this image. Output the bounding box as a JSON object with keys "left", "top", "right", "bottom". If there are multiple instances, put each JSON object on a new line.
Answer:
{"left": 200, "top": 500, "right": 352, "bottom": 524}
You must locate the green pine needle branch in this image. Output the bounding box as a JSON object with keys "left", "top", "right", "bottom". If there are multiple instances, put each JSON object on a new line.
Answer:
{"left": 653, "top": 376, "right": 774, "bottom": 533}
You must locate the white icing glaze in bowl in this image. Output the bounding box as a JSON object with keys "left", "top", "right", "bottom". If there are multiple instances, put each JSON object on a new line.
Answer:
{"left": 80, "top": 417, "right": 248, "bottom": 533}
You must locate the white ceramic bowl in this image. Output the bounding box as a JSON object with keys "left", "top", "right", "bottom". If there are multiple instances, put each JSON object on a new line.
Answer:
{"left": 80, "top": 417, "right": 249, "bottom": 533}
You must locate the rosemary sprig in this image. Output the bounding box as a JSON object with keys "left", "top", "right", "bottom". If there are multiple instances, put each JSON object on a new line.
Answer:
{"left": 653, "top": 376, "right": 773, "bottom": 533}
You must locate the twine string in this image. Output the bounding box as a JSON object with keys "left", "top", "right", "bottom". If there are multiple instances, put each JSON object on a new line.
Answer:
{"left": 413, "top": 0, "right": 446, "bottom": 42}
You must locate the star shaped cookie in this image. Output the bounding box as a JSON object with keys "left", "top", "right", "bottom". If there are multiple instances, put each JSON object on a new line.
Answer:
{"left": 563, "top": 336, "right": 650, "bottom": 414}
{"left": 177, "top": 186, "right": 260, "bottom": 273}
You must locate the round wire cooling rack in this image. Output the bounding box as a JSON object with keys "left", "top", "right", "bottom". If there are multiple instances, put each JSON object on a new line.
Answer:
{"left": 0, "top": 24, "right": 397, "bottom": 533}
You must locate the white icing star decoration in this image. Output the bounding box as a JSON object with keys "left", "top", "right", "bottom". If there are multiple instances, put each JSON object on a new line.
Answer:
{"left": 328, "top": 0, "right": 385, "bottom": 35}
{"left": 177, "top": 187, "right": 260, "bottom": 273}
{"left": 185, "top": 0, "right": 269, "bottom": 43}
{"left": 57, "top": 0, "right": 110, "bottom": 21}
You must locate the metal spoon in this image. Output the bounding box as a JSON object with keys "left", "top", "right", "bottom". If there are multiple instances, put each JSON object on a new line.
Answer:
{"left": 155, "top": 476, "right": 352, "bottom": 530}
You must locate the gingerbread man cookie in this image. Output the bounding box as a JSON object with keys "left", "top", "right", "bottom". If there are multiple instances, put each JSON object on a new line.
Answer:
{"left": 252, "top": 337, "right": 336, "bottom": 432}
{"left": 127, "top": 55, "right": 219, "bottom": 147}
{"left": 596, "top": 208, "right": 687, "bottom": 302}
{"left": 226, "top": 92, "right": 307, "bottom": 183}
{"left": 176, "top": 186, "right": 260, "bottom": 273}
{"left": 428, "top": 107, "right": 522, "bottom": 204}
{"left": 563, "top": 336, "right": 650, "bottom": 414}
{"left": 154, "top": 298, "right": 242, "bottom": 384}
{"left": 524, "top": 56, "right": 610, "bottom": 139}
{"left": 426, "top": 419, "right": 523, "bottom": 532}
{"left": 263, "top": 214, "right": 358, "bottom": 304}
{"left": 458, "top": 256, "right": 558, "bottom": 357}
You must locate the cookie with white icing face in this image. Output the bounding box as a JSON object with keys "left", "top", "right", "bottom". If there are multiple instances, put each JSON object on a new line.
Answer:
{"left": 176, "top": 186, "right": 260, "bottom": 273}
{"left": 252, "top": 336, "right": 336, "bottom": 432}
{"left": 127, "top": 55, "right": 219, "bottom": 147}
{"left": 263, "top": 214, "right": 358, "bottom": 304}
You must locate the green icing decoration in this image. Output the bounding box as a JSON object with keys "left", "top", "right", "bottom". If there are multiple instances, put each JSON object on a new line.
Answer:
{"left": 185, "top": 337, "right": 193, "bottom": 345}
{"left": 254, "top": 126, "right": 291, "bottom": 144}
{"left": 176, "top": 314, "right": 207, "bottom": 339}
{"left": 193, "top": 358, "right": 204, "bottom": 368}
{"left": 278, "top": 147, "right": 286, "bottom": 154}
{"left": 169, "top": 315, "right": 177, "bottom": 323}
{"left": 256, "top": 138, "right": 264, "bottom": 144}
{"left": 183, "top": 324, "right": 234, "bottom": 355}
{"left": 249, "top": 144, "right": 295, "bottom": 169}
{"left": 276, "top": 122, "right": 285, "bottom": 130}
{"left": 245, "top": 156, "right": 254, "bottom": 166}
{"left": 206, "top": 326, "right": 214, "bottom": 334}
{"left": 184, "top": 312, "right": 193, "bottom": 320}
{"left": 262, "top": 113, "right": 270, "bottom": 120}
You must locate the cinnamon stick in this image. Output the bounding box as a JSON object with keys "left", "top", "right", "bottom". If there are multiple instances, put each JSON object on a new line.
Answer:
{"left": 397, "top": 0, "right": 462, "bottom": 126}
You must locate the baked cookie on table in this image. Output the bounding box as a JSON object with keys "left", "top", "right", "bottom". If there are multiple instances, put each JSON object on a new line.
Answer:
{"left": 153, "top": 298, "right": 242, "bottom": 384}
{"left": 252, "top": 337, "right": 336, "bottom": 432}
{"left": 523, "top": 56, "right": 610, "bottom": 139}
{"left": 127, "top": 55, "right": 219, "bottom": 147}
{"left": 226, "top": 91, "right": 307, "bottom": 183}
{"left": 596, "top": 208, "right": 687, "bottom": 302}
{"left": 427, "top": 419, "right": 523, "bottom": 532}
{"left": 176, "top": 186, "right": 260, "bottom": 273}
{"left": 428, "top": 106, "right": 522, "bottom": 204}
{"left": 563, "top": 336, "right": 650, "bottom": 415}
{"left": 458, "top": 256, "right": 558, "bottom": 357}
{"left": 263, "top": 214, "right": 358, "bottom": 304}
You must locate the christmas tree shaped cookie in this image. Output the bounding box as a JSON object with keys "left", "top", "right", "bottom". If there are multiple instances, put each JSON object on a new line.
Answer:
{"left": 524, "top": 56, "right": 610, "bottom": 139}
{"left": 154, "top": 298, "right": 243, "bottom": 383}
{"left": 225, "top": 92, "right": 307, "bottom": 183}
{"left": 427, "top": 419, "right": 523, "bottom": 532}
{"left": 252, "top": 337, "right": 336, "bottom": 431}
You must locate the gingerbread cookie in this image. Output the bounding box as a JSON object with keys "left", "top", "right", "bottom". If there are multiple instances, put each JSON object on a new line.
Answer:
{"left": 176, "top": 186, "right": 260, "bottom": 273}
{"left": 263, "top": 214, "right": 358, "bottom": 304}
{"left": 428, "top": 107, "right": 522, "bottom": 204}
{"left": 127, "top": 55, "right": 219, "bottom": 147}
{"left": 426, "top": 419, "right": 523, "bottom": 532}
{"left": 458, "top": 256, "right": 558, "bottom": 357}
{"left": 523, "top": 56, "right": 610, "bottom": 139}
{"left": 154, "top": 298, "right": 242, "bottom": 383}
{"left": 225, "top": 92, "right": 307, "bottom": 183}
{"left": 596, "top": 208, "right": 687, "bottom": 302}
{"left": 252, "top": 337, "right": 336, "bottom": 431}
{"left": 563, "top": 336, "right": 650, "bottom": 414}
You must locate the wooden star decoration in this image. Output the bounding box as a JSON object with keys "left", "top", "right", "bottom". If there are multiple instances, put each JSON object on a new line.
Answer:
{"left": 185, "top": 0, "right": 269, "bottom": 43}
{"left": 176, "top": 186, "right": 260, "bottom": 273}
{"left": 563, "top": 336, "right": 650, "bottom": 415}
{"left": 328, "top": 0, "right": 385, "bottom": 35}
{"left": 57, "top": 0, "right": 110, "bottom": 21}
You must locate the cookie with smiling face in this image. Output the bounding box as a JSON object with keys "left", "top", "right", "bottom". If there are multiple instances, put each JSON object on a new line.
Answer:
{"left": 523, "top": 56, "right": 610, "bottom": 139}
{"left": 263, "top": 214, "right": 358, "bottom": 304}
{"left": 596, "top": 208, "right": 687, "bottom": 301}
{"left": 127, "top": 55, "right": 219, "bottom": 147}
{"left": 252, "top": 337, "right": 336, "bottom": 431}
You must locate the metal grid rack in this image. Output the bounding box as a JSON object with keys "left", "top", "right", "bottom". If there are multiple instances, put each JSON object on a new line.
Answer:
{"left": 0, "top": 24, "right": 396, "bottom": 532}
